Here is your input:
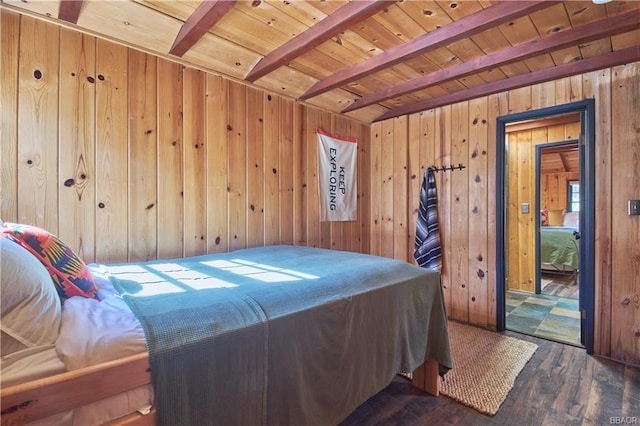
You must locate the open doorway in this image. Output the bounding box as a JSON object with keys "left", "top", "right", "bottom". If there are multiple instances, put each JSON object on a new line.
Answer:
{"left": 506, "top": 137, "right": 582, "bottom": 346}
{"left": 496, "top": 99, "right": 595, "bottom": 354}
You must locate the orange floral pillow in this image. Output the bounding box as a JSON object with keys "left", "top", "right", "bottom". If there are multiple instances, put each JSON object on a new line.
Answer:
{"left": 0, "top": 223, "right": 98, "bottom": 300}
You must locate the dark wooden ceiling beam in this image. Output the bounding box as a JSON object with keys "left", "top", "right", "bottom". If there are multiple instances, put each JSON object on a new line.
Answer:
{"left": 342, "top": 9, "right": 640, "bottom": 113}
{"left": 300, "top": 0, "right": 562, "bottom": 101}
{"left": 374, "top": 46, "right": 640, "bottom": 122}
{"left": 169, "top": 0, "right": 237, "bottom": 57}
{"left": 245, "top": 0, "right": 396, "bottom": 82}
{"left": 58, "top": 0, "right": 83, "bottom": 24}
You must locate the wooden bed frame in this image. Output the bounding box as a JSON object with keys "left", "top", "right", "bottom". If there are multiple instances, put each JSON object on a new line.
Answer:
{"left": 0, "top": 353, "right": 440, "bottom": 425}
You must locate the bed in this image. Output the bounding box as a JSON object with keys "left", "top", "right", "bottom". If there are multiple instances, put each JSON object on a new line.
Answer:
{"left": 1, "top": 236, "right": 451, "bottom": 426}
{"left": 540, "top": 211, "right": 580, "bottom": 277}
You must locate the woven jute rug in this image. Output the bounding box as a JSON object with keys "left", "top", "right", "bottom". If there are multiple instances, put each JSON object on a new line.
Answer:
{"left": 441, "top": 321, "right": 538, "bottom": 416}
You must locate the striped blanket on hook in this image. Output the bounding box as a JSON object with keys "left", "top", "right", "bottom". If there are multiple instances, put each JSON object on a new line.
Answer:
{"left": 414, "top": 168, "right": 442, "bottom": 271}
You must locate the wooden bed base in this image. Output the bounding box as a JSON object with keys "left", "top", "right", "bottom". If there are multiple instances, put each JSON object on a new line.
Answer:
{"left": 0, "top": 354, "right": 440, "bottom": 425}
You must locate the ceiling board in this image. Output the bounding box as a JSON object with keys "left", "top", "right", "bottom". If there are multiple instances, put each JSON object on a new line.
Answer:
{"left": 1, "top": 0, "right": 638, "bottom": 124}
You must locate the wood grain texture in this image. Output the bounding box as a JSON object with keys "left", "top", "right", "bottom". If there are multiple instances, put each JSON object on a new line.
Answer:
{"left": 1, "top": 11, "right": 19, "bottom": 222}
{"left": 611, "top": 62, "right": 640, "bottom": 363}
{"left": 305, "top": 107, "right": 321, "bottom": 248}
{"left": 506, "top": 133, "right": 521, "bottom": 291}
{"left": 586, "top": 68, "right": 612, "bottom": 357}
{"left": 292, "top": 103, "right": 305, "bottom": 246}
{"left": 279, "top": 97, "right": 295, "bottom": 246}
{"left": 392, "top": 116, "right": 408, "bottom": 262}
{"left": 205, "top": 74, "right": 229, "bottom": 254}
{"left": 95, "top": 39, "right": 128, "bottom": 263}
{"left": 58, "top": 28, "right": 96, "bottom": 262}
{"left": 468, "top": 98, "right": 489, "bottom": 326}
{"left": 380, "top": 119, "right": 395, "bottom": 259}
{"left": 169, "top": 0, "right": 237, "bottom": 57}
{"left": 435, "top": 105, "right": 452, "bottom": 312}
{"left": 3, "top": 10, "right": 640, "bottom": 365}
{"left": 518, "top": 130, "right": 533, "bottom": 292}
{"left": 486, "top": 91, "right": 509, "bottom": 330}
{"left": 156, "top": 59, "right": 184, "bottom": 259}
{"left": 358, "top": 122, "right": 371, "bottom": 254}
{"left": 128, "top": 50, "right": 158, "bottom": 262}
{"left": 227, "top": 81, "right": 247, "bottom": 251}
{"left": 245, "top": 86, "right": 265, "bottom": 249}
{"left": 0, "top": 352, "right": 150, "bottom": 426}
{"left": 263, "top": 92, "right": 280, "bottom": 247}
{"left": 407, "top": 113, "right": 422, "bottom": 264}
{"left": 369, "top": 122, "right": 382, "bottom": 256}
{"left": 17, "top": 16, "right": 59, "bottom": 232}
{"left": 450, "top": 102, "right": 470, "bottom": 321}
{"left": 372, "top": 66, "right": 640, "bottom": 362}
{"left": 3, "top": 8, "right": 370, "bottom": 260}
{"left": 344, "top": 117, "right": 360, "bottom": 253}
{"left": 182, "top": 67, "right": 206, "bottom": 257}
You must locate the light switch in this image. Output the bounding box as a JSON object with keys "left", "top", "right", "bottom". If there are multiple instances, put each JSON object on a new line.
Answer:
{"left": 521, "top": 203, "right": 529, "bottom": 214}
{"left": 629, "top": 200, "right": 640, "bottom": 216}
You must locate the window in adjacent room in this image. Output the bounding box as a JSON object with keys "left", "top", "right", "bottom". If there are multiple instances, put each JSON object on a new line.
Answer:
{"left": 567, "top": 180, "right": 580, "bottom": 212}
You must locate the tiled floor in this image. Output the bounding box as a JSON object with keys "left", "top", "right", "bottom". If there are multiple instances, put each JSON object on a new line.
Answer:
{"left": 506, "top": 289, "right": 582, "bottom": 346}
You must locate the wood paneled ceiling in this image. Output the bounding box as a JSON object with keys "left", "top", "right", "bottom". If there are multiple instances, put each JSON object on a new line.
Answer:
{"left": 540, "top": 144, "right": 580, "bottom": 174}
{"left": 3, "top": 0, "right": 640, "bottom": 123}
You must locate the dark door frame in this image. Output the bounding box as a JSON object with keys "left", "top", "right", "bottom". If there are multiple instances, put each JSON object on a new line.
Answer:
{"left": 496, "top": 99, "right": 595, "bottom": 354}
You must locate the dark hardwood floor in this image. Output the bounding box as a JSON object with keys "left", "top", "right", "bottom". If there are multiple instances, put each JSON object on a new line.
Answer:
{"left": 341, "top": 330, "right": 640, "bottom": 425}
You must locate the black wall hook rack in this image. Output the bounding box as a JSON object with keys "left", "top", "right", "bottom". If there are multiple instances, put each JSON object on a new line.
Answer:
{"left": 428, "top": 164, "right": 466, "bottom": 173}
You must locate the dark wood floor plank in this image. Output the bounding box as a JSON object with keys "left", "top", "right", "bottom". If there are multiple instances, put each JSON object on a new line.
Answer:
{"left": 341, "top": 329, "right": 640, "bottom": 425}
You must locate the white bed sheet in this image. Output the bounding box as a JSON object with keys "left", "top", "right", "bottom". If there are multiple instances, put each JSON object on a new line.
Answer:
{"left": 55, "top": 266, "right": 148, "bottom": 370}
{"left": 3, "top": 265, "right": 154, "bottom": 425}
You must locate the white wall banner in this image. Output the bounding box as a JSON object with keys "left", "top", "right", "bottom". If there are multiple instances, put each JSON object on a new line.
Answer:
{"left": 317, "top": 128, "right": 358, "bottom": 222}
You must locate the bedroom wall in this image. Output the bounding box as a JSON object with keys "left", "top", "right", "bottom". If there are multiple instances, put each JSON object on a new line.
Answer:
{"left": 371, "top": 62, "right": 640, "bottom": 365}
{"left": 3, "top": 9, "right": 639, "bottom": 366}
{"left": 0, "top": 11, "right": 371, "bottom": 264}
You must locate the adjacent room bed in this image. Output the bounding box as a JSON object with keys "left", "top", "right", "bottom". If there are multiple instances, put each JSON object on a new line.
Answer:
{"left": 540, "top": 211, "right": 580, "bottom": 279}
{"left": 1, "top": 229, "right": 452, "bottom": 426}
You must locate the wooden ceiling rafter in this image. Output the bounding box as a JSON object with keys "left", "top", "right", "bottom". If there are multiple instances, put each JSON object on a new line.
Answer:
{"left": 559, "top": 152, "right": 571, "bottom": 172}
{"left": 245, "top": 0, "right": 397, "bottom": 83}
{"left": 375, "top": 45, "right": 640, "bottom": 122}
{"left": 541, "top": 146, "right": 579, "bottom": 156}
{"left": 342, "top": 8, "right": 640, "bottom": 114}
{"left": 58, "top": 0, "right": 83, "bottom": 24}
{"left": 299, "top": 0, "right": 563, "bottom": 101}
{"left": 5, "top": 0, "right": 639, "bottom": 124}
{"left": 169, "top": 0, "right": 238, "bottom": 57}
{"left": 505, "top": 113, "right": 580, "bottom": 133}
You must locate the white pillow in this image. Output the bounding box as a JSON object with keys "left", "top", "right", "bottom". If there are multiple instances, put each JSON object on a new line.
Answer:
{"left": 563, "top": 211, "right": 579, "bottom": 228}
{"left": 1, "top": 237, "right": 62, "bottom": 355}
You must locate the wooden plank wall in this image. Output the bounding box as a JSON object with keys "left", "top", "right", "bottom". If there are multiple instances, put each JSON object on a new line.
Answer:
{"left": 371, "top": 62, "right": 640, "bottom": 365}
{"left": 2, "top": 10, "right": 639, "bottom": 366}
{"left": 0, "top": 11, "right": 370, "bottom": 265}
{"left": 505, "top": 122, "right": 580, "bottom": 292}
{"left": 541, "top": 171, "right": 580, "bottom": 212}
